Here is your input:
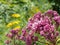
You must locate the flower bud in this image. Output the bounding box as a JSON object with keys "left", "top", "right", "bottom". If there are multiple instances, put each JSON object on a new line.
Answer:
{"left": 5, "top": 40, "right": 11, "bottom": 44}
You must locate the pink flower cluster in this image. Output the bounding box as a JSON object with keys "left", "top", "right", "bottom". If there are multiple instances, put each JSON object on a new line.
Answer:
{"left": 5, "top": 29, "right": 19, "bottom": 44}
{"left": 20, "top": 29, "right": 38, "bottom": 45}
{"left": 20, "top": 10, "right": 60, "bottom": 45}
{"left": 5, "top": 10, "right": 60, "bottom": 45}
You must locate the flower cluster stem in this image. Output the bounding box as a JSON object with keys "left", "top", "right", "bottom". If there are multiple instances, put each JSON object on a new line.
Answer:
{"left": 13, "top": 37, "right": 15, "bottom": 45}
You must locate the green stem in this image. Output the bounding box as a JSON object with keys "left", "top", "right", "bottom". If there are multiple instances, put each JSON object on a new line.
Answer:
{"left": 38, "top": 41, "right": 50, "bottom": 45}
{"left": 13, "top": 36, "right": 15, "bottom": 45}
{"left": 14, "top": 37, "right": 15, "bottom": 45}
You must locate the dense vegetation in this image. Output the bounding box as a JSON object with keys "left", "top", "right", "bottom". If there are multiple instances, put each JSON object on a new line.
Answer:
{"left": 0, "top": 0, "right": 60, "bottom": 45}
{"left": 48, "top": 0, "right": 60, "bottom": 14}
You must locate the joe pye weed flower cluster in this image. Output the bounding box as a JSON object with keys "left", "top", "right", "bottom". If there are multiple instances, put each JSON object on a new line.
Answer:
{"left": 5, "top": 10, "right": 60, "bottom": 45}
